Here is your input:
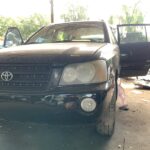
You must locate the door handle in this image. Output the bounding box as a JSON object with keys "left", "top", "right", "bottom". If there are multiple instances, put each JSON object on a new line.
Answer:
{"left": 121, "top": 54, "right": 128, "bottom": 57}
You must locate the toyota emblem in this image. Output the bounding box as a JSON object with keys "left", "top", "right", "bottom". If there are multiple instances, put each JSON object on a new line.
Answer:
{"left": 1, "top": 71, "right": 13, "bottom": 82}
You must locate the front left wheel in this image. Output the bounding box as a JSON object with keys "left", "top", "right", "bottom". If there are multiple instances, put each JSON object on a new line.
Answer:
{"left": 96, "top": 78, "right": 117, "bottom": 136}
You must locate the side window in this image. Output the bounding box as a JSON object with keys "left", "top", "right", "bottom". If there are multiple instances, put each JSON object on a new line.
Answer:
{"left": 119, "top": 26, "right": 147, "bottom": 44}
{"left": 4, "top": 27, "right": 23, "bottom": 48}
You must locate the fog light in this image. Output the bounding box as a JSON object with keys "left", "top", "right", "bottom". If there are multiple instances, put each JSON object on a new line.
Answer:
{"left": 81, "top": 98, "right": 97, "bottom": 112}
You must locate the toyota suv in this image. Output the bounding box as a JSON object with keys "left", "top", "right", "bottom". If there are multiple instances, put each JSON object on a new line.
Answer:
{"left": 0, "top": 21, "right": 149, "bottom": 136}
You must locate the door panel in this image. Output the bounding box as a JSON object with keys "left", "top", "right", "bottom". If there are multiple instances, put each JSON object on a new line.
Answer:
{"left": 117, "top": 24, "right": 150, "bottom": 77}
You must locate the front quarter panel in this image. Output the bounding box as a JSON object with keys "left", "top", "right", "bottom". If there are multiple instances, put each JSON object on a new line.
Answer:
{"left": 96, "top": 44, "right": 120, "bottom": 80}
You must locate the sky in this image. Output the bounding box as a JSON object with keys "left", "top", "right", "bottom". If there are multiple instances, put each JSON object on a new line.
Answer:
{"left": 0, "top": 0, "right": 150, "bottom": 23}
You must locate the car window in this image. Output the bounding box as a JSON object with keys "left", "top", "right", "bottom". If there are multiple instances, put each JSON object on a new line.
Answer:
{"left": 119, "top": 25, "right": 148, "bottom": 44}
{"left": 27, "top": 23, "right": 105, "bottom": 44}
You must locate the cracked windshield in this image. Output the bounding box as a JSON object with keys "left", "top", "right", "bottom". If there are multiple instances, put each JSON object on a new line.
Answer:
{"left": 0, "top": 0, "right": 150, "bottom": 150}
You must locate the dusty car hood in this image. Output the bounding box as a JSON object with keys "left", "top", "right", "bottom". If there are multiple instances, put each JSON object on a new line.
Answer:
{"left": 0, "top": 43, "right": 106, "bottom": 64}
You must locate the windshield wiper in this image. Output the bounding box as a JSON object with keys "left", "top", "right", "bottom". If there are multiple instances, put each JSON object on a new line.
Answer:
{"left": 53, "top": 40, "right": 72, "bottom": 43}
{"left": 25, "top": 42, "right": 39, "bottom": 45}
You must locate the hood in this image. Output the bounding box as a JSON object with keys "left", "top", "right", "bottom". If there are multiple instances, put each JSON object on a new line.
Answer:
{"left": 0, "top": 43, "right": 106, "bottom": 64}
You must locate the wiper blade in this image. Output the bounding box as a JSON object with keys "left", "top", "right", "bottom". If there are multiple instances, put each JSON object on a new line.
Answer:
{"left": 25, "top": 42, "right": 39, "bottom": 45}
{"left": 54, "top": 40, "right": 72, "bottom": 43}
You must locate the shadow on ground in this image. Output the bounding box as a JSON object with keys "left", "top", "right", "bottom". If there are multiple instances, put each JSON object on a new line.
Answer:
{"left": 0, "top": 103, "right": 113, "bottom": 150}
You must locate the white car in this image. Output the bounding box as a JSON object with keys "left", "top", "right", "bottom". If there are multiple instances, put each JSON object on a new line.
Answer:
{"left": 135, "top": 69, "right": 150, "bottom": 88}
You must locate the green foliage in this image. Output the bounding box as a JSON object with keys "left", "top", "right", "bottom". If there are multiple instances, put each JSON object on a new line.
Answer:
{"left": 108, "top": 2, "right": 144, "bottom": 25}
{"left": 61, "top": 4, "right": 89, "bottom": 22}
{"left": 18, "top": 14, "right": 49, "bottom": 40}
{"left": 0, "top": 16, "right": 17, "bottom": 37}
{"left": 0, "top": 14, "right": 49, "bottom": 40}
{"left": 108, "top": 16, "right": 114, "bottom": 25}
{"left": 121, "top": 5, "right": 144, "bottom": 24}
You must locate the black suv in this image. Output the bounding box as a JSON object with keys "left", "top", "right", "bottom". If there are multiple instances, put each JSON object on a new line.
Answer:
{"left": 0, "top": 21, "right": 150, "bottom": 136}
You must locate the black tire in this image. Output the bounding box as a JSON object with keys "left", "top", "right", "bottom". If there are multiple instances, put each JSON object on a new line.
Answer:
{"left": 96, "top": 78, "right": 117, "bottom": 136}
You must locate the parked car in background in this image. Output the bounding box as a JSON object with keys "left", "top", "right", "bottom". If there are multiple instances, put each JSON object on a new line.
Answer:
{"left": 135, "top": 69, "right": 150, "bottom": 88}
{"left": 0, "top": 21, "right": 149, "bottom": 136}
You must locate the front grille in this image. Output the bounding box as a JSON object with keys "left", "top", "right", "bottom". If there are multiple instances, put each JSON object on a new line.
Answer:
{"left": 0, "top": 64, "right": 51, "bottom": 92}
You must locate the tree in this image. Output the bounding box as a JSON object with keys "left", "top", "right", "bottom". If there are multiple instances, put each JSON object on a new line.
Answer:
{"left": 108, "top": 16, "right": 114, "bottom": 25}
{"left": 121, "top": 4, "right": 144, "bottom": 24}
{"left": 18, "top": 14, "right": 49, "bottom": 40}
{"left": 61, "top": 4, "right": 89, "bottom": 22}
{"left": 108, "top": 1, "right": 144, "bottom": 25}
{"left": 0, "top": 14, "right": 49, "bottom": 40}
{"left": 0, "top": 16, "right": 17, "bottom": 37}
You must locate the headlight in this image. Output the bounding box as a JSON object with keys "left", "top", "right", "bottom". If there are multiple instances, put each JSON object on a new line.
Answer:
{"left": 59, "top": 60, "right": 107, "bottom": 85}
{"left": 62, "top": 67, "right": 77, "bottom": 83}
{"left": 76, "top": 63, "right": 96, "bottom": 83}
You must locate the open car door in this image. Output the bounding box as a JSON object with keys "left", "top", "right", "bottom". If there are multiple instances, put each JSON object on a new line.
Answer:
{"left": 3, "top": 27, "right": 23, "bottom": 48}
{"left": 117, "top": 24, "right": 150, "bottom": 77}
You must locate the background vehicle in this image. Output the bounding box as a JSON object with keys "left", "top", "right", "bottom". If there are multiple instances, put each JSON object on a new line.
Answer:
{"left": 134, "top": 69, "right": 150, "bottom": 88}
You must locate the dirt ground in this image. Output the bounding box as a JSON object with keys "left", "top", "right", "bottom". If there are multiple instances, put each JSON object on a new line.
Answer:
{"left": 112, "top": 79, "right": 150, "bottom": 150}
{"left": 0, "top": 79, "right": 149, "bottom": 150}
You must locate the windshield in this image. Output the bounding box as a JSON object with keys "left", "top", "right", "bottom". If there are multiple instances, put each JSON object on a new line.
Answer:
{"left": 27, "top": 22, "right": 105, "bottom": 44}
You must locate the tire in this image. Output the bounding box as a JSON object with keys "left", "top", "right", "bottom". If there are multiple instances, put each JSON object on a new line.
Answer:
{"left": 96, "top": 78, "right": 117, "bottom": 136}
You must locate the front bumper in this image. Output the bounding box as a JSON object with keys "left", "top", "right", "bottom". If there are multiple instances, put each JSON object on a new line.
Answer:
{"left": 0, "top": 80, "right": 115, "bottom": 124}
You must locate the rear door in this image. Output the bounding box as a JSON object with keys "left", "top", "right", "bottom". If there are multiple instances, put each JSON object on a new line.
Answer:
{"left": 117, "top": 24, "right": 150, "bottom": 77}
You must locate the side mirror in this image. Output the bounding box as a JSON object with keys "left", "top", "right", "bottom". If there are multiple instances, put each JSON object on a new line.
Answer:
{"left": 4, "top": 27, "right": 24, "bottom": 48}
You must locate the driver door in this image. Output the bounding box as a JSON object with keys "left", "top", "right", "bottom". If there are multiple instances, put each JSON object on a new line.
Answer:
{"left": 117, "top": 24, "right": 150, "bottom": 77}
{"left": 3, "top": 27, "right": 23, "bottom": 48}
